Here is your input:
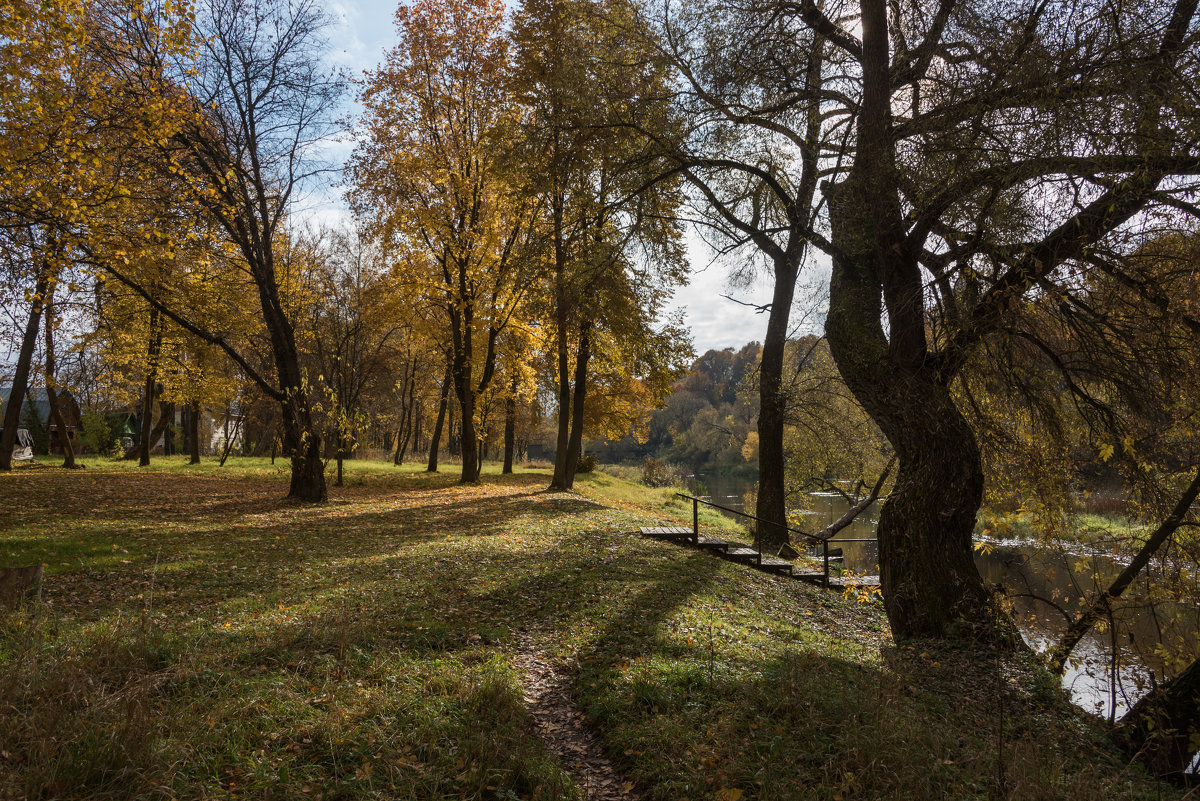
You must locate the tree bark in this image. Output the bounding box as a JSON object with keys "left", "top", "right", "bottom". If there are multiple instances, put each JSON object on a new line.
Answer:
{"left": 448, "top": 309, "right": 480, "bottom": 482}
{"left": 0, "top": 269, "right": 49, "bottom": 472}
{"left": 563, "top": 319, "right": 591, "bottom": 488}
{"left": 138, "top": 307, "right": 162, "bottom": 466}
{"left": 189, "top": 399, "right": 201, "bottom": 463}
{"left": 822, "top": 0, "right": 1001, "bottom": 643}
{"left": 755, "top": 251, "right": 801, "bottom": 553}
{"left": 503, "top": 372, "right": 518, "bottom": 474}
{"left": 261, "top": 291, "right": 325, "bottom": 500}
{"left": 549, "top": 197, "right": 572, "bottom": 490}
{"left": 446, "top": 253, "right": 489, "bottom": 483}
{"left": 427, "top": 364, "right": 451, "bottom": 472}
{"left": 282, "top": 392, "right": 325, "bottom": 501}
{"left": 457, "top": 392, "right": 479, "bottom": 482}
{"left": 827, "top": 188, "right": 996, "bottom": 639}
{"left": 43, "top": 286, "right": 76, "bottom": 469}
{"left": 1115, "top": 657, "right": 1200, "bottom": 781}
{"left": 145, "top": 399, "right": 173, "bottom": 459}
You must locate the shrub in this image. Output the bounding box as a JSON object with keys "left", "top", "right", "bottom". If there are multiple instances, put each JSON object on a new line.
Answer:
{"left": 80, "top": 410, "right": 119, "bottom": 456}
{"left": 640, "top": 457, "right": 674, "bottom": 488}
{"left": 576, "top": 453, "right": 596, "bottom": 473}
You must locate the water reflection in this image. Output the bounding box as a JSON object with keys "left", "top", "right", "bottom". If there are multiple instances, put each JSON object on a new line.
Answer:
{"left": 687, "top": 473, "right": 1199, "bottom": 722}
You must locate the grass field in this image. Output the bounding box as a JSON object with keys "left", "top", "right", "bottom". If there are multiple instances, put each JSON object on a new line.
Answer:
{"left": 0, "top": 457, "right": 1181, "bottom": 800}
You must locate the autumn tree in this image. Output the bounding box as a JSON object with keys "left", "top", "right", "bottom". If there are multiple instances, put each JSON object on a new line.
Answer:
{"left": 818, "top": 0, "right": 1200, "bottom": 643}
{"left": 350, "top": 0, "right": 540, "bottom": 483}
{"left": 512, "top": 0, "right": 689, "bottom": 490}
{"left": 81, "top": 0, "right": 346, "bottom": 500}
{"left": 958, "top": 233, "right": 1200, "bottom": 777}
{"left": 631, "top": 0, "right": 836, "bottom": 549}
{"left": 0, "top": 0, "right": 116, "bottom": 469}
{"left": 299, "top": 228, "right": 407, "bottom": 486}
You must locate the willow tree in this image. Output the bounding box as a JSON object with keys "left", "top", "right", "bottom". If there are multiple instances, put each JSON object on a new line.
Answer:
{"left": 641, "top": 0, "right": 1200, "bottom": 643}
{"left": 350, "top": 0, "right": 540, "bottom": 483}
{"left": 818, "top": 0, "right": 1200, "bottom": 641}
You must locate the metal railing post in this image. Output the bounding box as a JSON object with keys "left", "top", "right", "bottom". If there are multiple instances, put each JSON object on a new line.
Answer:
{"left": 692, "top": 497, "right": 699, "bottom": 542}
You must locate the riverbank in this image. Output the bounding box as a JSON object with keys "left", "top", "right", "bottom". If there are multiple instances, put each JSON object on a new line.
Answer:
{"left": 0, "top": 458, "right": 1182, "bottom": 799}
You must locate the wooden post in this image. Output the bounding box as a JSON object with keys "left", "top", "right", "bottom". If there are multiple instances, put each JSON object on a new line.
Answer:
{"left": 692, "top": 497, "right": 699, "bottom": 543}
{"left": 823, "top": 540, "right": 830, "bottom": 588}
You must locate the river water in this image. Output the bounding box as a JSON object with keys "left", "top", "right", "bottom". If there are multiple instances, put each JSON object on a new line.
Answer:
{"left": 687, "top": 472, "right": 1199, "bottom": 723}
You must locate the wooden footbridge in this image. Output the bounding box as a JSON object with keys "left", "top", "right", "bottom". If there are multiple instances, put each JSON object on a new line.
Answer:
{"left": 638, "top": 494, "right": 880, "bottom": 590}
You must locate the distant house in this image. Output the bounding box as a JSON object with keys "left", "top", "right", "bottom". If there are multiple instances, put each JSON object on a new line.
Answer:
{"left": 0, "top": 386, "right": 83, "bottom": 454}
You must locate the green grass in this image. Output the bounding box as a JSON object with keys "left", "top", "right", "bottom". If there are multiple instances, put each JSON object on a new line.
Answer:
{"left": 0, "top": 457, "right": 1182, "bottom": 800}
{"left": 976, "top": 509, "right": 1152, "bottom": 551}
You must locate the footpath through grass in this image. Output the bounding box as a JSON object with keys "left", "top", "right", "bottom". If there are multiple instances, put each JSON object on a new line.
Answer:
{"left": 0, "top": 457, "right": 1181, "bottom": 800}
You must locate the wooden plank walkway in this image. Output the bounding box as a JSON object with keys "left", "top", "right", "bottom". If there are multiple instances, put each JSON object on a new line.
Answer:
{"left": 640, "top": 526, "right": 694, "bottom": 540}
{"left": 696, "top": 537, "right": 729, "bottom": 552}
{"left": 638, "top": 527, "right": 797, "bottom": 578}
{"left": 636, "top": 526, "right": 884, "bottom": 590}
{"left": 724, "top": 546, "right": 760, "bottom": 563}
{"left": 829, "top": 575, "right": 881, "bottom": 589}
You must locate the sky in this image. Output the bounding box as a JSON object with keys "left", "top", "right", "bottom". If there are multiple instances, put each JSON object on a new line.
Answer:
{"left": 315, "top": 0, "right": 791, "bottom": 356}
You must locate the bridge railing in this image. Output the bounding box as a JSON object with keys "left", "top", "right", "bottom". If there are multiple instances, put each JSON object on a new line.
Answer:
{"left": 675, "top": 492, "right": 841, "bottom": 586}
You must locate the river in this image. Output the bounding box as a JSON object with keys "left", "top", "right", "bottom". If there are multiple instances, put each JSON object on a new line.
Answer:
{"left": 687, "top": 472, "right": 1200, "bottom": 724}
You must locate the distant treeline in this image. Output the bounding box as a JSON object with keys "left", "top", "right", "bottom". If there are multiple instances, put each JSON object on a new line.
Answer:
{"left": 588, "top": 343, "right": 761, "bottom": 475}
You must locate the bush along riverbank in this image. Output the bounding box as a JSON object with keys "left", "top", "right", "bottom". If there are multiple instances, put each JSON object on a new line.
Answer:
{"left": 0, "top": 457, "right": 1185, "bottom": 799}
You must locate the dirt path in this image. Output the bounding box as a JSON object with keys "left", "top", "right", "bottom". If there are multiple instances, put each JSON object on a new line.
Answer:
{"left": 513, "top": 635, "right": 640, "bottom": 801}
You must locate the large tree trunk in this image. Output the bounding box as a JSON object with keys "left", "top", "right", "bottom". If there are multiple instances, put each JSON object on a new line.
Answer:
{"left": 450, "top": 335, "right": 480, "bottom": 483}
{"left": 549, "top": 195, "right": 573, "bottom": 491}
{"left": 827, "top": 205, "right": 998, "bottom": 641}
{"left": 457, "top": 392, "right": 479, "bottom": 483}
{"left": 0, "top": 270, "right": 49, "bottom": 471}
{"left": 280, "top": 387, "right": 325, "bottom": 501}
{"left": 427, "top": 364, "right": 451, "bottom": 472}
{"left": 138, "top": 307, "right": 162, "bottom": 466}
{"left": 189, "top": 400, "right": 201, "bottom": 463}
{"left": 256, "top": 268, "right": 325, "bottom": 501}
{"left": 43, "top": 286, "right": 76, "bottom": 469}
{"left": 1115, "top": 658, "right": 1200, "bottom": 781}
{"left": 823, "top": 0, "right": 999, "bottom": 643}
{"left": 826, "top": 180, "right": 995, "bottom": 640}
{"left": 502, "top": 372, "right": 517, "bottom": 475}
{"left": 563, "top": 319, "right": 591, "bottom": 488}
{"left": 754, "top": 251, "right": 800, "bottom": 553}
{"left": 550, "top": 308, "right": 572, "bottom": 488}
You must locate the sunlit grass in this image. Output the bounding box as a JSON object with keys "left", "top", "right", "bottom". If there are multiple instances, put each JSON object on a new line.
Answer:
{"left": 0, "top": 460, "right": 1180, "bottom": 800}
